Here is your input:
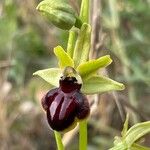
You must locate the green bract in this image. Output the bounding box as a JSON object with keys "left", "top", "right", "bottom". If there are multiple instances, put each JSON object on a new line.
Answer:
{"left": 73, "top": 23, "right": 91, "bottom": 67}
{"left": 33, "top": 45, "right": 125, "bottom": 94}
{"left": 37, "top": 0, "right": 82, "bottom": 30}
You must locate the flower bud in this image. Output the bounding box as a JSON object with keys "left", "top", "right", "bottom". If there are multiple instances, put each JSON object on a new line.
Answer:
{"left": 37, "top": 0, "right": 82, "bottom": 30}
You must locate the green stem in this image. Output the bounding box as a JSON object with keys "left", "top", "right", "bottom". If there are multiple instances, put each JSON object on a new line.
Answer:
{"left": 54, "top": 131, "right": 64, "bottom": 150}
{"left": 80, "top": 0, "right": 90, "bottom": 23}
{"left": 67, "top": 0, "right": 90, "bottom": 58}
{"left": 79, "top": 120, "right": 88, "bottom": 150}
{"left": 67, "top": 30, "right": 76, "bottom": 58}
{"left": 78, "top": 0, "right": 90, "bottom": 149}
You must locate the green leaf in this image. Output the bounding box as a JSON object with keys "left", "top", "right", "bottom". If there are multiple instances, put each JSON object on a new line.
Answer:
{"left": 109, "top": 143, "right": 126, "bottom": 150}
{"left": 121, "top": 114, "right": 129, "bottom": 138}
{"left": 124, "top": 121, "right": 150, "bottom": 147}
{"left": 54, "top": 46, "right": 74, "bottom": 68}
{"left": 33, "top": 68, "right": 62, "bottom": 87}
{"left": 77, "top": 55, "right": 112, "bottom": 78}
{"left": 81, "top": 75, "right": 125, "bottom": 94}
{"left": 73, "top": 23, "right": 91, "bottom": 67}
{"left": 131, "top": 143, "right": 150, "bottom": 150}
{"left": 110, "top": 121, "right": 150, "bottom": 150}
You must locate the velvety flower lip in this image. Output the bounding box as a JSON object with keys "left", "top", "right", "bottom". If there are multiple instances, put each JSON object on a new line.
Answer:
{"left": 41, "top": 75, "right": 90, "bottom": 132}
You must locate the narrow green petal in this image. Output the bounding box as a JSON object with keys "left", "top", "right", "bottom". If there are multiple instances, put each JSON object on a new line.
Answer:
{"left": 54, "top": 46, "right": 74, "bottom": 68}
{"left": 77, "top": 55, "right": 112, "bottom": 78}
{"left": 33, "top": 68, "right": 62, "bottom": 87}
{"left": 81, "top": 75, "right": 125, "bottom": 94}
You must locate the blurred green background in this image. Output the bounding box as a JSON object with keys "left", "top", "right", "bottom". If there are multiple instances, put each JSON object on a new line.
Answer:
{"left": 0, "top": 0, "right": 149, "bottom": 150}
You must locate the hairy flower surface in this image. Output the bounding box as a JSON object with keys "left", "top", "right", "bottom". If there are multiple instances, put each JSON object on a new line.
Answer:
{"left": 41, "top": 75, "right": 90, "bottom": 132}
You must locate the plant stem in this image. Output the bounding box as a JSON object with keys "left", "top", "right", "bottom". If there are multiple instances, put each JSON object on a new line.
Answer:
{"left": 67, "top": 30, "right": 76, "bottom": 58}
{"left": 54, "top": 131, "right": 64, "bottom": 150}
{"left": 79, "top": 120, "right": 88, "bottom": 150}
{"left": 78, "top": 0, "right": 90, "bottom": 149}
{"left": 80, "top": 0, "right": 90, "bottom": 23}
{"left": 67, "top": 0, "right": 90, "bottom": 58}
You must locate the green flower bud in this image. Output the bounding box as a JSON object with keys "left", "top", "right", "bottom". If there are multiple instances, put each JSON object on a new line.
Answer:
{"left": 37, "top": 0, "right": 82, "bottom": 30}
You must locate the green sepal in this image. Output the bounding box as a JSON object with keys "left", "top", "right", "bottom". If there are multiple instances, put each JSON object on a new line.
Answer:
{"left": 77, "top": 55, "right": 112, "bottom": 78}
{"left": 33, "top": 68, "right": 62, "bottom": 87}
{"left": 81, "top": 75, "right": 125, "bottom": 94}
{"left": 54, "top": 46, "right": 74, "bottom": 68}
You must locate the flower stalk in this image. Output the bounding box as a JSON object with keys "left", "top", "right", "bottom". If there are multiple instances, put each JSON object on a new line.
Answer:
{"left": 79, "top": 120, "right": 88, "bottom": 150}
{"left": 54, "top": 131, "right": 64, "bottom": 150}
{"left": 78, "top": 0, "right": 90, "bottom": 149}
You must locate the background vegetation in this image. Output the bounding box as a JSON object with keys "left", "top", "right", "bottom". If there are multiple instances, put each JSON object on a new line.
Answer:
{"left": 0, "top": 0, "right": 149, "bottom": 149}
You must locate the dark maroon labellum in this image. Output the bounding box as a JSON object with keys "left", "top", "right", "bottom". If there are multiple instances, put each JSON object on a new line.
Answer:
{"left": 41, "top": 76, "right": 90, "bottom": 132}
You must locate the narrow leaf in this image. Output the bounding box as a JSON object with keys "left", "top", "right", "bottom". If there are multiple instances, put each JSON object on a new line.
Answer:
{"left": 81, "top": 75, "right": 125, "bottom": 94}
{"left": 77, "top": 55, "right": 112, "bottom": 78}
{"left": 131, "top": 143, "right": 150, "bottom": 150}
{"left": 121, "top": 113, "right": 129, "bottom": 138}
{"left": 33, "top": 68, "right": 62, "bottom": 87}
{"left": 109, "top": 137, "right": 127, "bottom": 150}
{"left": 54, "top": 46, "right": 74, "bottom": 68}
{"left": 124, "top": 121, "right": 150, "bottom": 147}
{"left": 109, "top": 143, "right": 126, "bottom": 150}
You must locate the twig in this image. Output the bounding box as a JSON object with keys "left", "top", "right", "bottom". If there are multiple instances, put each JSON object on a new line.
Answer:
{"left": 112, "top": 92, "right": 126, "bottom": 122}
{"left": 118, "top": 95, "right": 150, "bottom": 121}
{"left": 0, "top": 61, "right": 13, "bottom": 69}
